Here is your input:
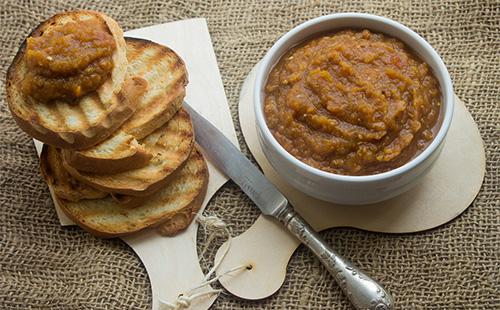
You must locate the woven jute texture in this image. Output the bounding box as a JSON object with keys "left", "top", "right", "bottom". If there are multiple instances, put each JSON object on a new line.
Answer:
{"left": 1, "top": 0, "right": 498, "bottom": 309}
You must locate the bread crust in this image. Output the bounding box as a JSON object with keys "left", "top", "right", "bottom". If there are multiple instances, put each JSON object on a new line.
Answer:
{"left": 6, "top": 10, "right": 137, "bottom": 150}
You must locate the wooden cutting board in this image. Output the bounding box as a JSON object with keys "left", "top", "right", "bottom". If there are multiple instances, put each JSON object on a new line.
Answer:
{"left": 34, "top": 18, "right": 238, "bottom": 310}
{"left": 213, "top": 63, "right": 486, "bottom": 300}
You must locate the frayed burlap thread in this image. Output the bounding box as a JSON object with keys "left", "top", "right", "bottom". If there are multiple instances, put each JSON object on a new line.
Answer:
{"left": 1, "top": 0, "right": 498, "bottom": 309}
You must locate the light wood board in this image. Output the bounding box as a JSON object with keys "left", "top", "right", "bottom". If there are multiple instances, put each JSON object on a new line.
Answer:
{"left": 214, "top": 63, "right": 486, "bottom": 300}
{"left": 34, "top": 18, "right": 238, "bottom": 310}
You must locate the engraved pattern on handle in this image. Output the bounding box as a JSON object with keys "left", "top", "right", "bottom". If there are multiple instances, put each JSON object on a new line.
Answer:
{"left": 275, "top": 204, "right": 393, "bottom": 310}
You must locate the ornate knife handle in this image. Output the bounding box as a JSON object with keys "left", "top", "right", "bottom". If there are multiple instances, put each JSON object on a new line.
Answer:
{"left": 276, "top": 204, "right": 393, "bottom": 310}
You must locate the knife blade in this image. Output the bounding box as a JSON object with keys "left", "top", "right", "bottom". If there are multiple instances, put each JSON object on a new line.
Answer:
{"left": 183, "top": 102, "right": 393, "bottom": 310}
{"left": 183, "top": 102, "right": 287, "bottom": 216}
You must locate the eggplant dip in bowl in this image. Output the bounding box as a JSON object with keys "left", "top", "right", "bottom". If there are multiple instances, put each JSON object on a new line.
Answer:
{"left": 254, "top": 13, "right": 454, "bottom": 204}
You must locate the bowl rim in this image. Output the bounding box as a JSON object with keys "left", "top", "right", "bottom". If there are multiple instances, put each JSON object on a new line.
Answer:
{"left": 254, "top": 12, "right": 454, "bottom": 183}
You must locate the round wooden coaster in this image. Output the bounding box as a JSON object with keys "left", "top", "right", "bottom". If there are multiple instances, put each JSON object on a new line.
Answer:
{"left": 215, "top": 63, "right": 486, "bottom": 300}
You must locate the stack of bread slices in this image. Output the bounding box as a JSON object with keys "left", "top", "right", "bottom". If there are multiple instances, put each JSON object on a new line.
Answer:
{"left": 6, "top": 10, "right": 208, "bottom": 237}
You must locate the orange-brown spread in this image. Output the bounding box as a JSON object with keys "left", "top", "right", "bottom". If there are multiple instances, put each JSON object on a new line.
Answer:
{"left": 22, "top": 18, "right": 116, "bottom": 102}
{"left": 264, "top": 29, "right": 441, "bottom": 175}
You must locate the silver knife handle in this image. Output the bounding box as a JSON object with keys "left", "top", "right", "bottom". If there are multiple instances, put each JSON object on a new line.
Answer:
{"left": 276, "top": 204, "right": 393, "bottom": 310}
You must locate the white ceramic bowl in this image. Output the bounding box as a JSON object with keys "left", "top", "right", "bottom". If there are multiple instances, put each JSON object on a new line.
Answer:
{"left": 254, "top": 13, "right": 454, "bottom": 205}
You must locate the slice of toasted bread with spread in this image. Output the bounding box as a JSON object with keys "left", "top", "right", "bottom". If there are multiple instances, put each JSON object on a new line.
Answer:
{"left": 63, "top": 108, "right": 194, "bottom": 196}
{"left": 57, "top": 147, "right": 208, "bottom": 237}
{"left": 61, "top": 38, "right": 188, "bottom": 174}
{"left": 6, "top": 10, "right": 144, "bottom": 150}
{"left": 8, "top": 10, "right": 208, "bottom": 238}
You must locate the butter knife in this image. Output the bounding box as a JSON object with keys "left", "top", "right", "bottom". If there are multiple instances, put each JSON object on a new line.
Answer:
{"left": 184, "top": 102, "right": 393, "bottom": 310}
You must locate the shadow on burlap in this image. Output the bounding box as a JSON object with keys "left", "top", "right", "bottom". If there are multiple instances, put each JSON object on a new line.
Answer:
{"left": 0, "top": 0, "right": 498, "bottom": 309}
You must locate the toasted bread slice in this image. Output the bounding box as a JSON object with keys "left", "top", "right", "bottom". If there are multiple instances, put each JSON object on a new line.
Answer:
{"left": 6, "top": 10, "right": 139, "bottom": 150}
{"left": 61, "top": 130, "right": 152, "bottom": 174}
{"left": 62, "top": 38, "right": 188, "bottom": 173}
{"left": 63, "top": 108, "right": 194, "bottom": 196}
{"left": 57, "top": 147, "right": 208, "bottom": 237}
{"left": 40, "top": 145, "right": 107, "bottom": 202}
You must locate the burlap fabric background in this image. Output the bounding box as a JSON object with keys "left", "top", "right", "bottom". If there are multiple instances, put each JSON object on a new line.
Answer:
{"left": 0, "top": 0, "right": 498, "bottom": 309}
